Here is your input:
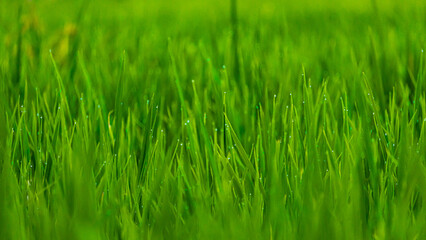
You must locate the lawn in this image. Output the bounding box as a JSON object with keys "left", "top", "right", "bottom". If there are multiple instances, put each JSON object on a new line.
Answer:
{"left": 0, "top": 0, "right": 425, "bottom": 239}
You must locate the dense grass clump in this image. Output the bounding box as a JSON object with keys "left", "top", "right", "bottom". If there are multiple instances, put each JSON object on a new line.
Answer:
{"left": 0, "top": 0, "right": 425, "bottom": 239}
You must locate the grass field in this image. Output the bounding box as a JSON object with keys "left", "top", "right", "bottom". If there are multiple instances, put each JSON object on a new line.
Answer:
{"left": 0, "top": 0, "right": 425, "bottom": 239}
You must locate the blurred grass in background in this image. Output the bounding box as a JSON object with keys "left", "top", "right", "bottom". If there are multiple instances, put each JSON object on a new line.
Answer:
{"left": 0, "top": 0, "right": 425, "bottom": 239}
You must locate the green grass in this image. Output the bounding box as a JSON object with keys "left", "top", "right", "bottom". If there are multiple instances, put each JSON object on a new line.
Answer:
{"left": 0, "top": 0, "right": 425, "bottom": 239}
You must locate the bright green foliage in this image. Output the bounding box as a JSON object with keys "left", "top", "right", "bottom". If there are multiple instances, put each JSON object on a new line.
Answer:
{"left": 0, "top": 0, "right": 425, "bottom": 239}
